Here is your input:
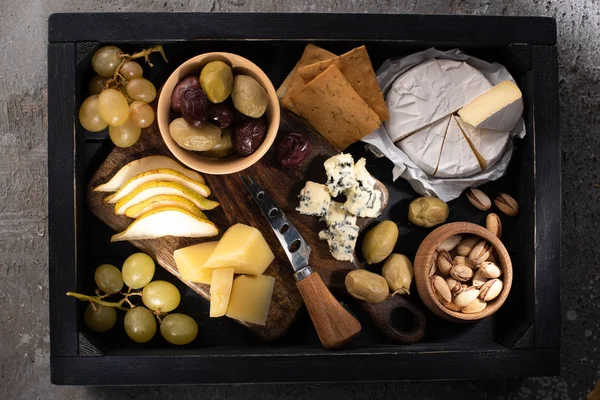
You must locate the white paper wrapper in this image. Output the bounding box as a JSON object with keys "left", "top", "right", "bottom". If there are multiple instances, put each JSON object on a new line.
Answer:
{"left": 361, "top": 48, "right": 526, "bottom": 202}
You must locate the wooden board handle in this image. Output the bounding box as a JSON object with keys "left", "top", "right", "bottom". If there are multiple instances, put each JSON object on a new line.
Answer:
{"left": 296, "top": 271, "right": 362, "bottom": 349}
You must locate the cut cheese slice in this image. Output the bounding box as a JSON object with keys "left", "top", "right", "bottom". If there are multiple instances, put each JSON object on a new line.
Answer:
{"left": 455, "top": 116, "right": 510, "bottom": 170}
{"left": 225, "top": 275, "right": 275, "bottom": 326}
{"left": 458, "top": 80, "right": 523, "bottom": 132}
{"left": 434, "top": 115, "right": 482, "bottom": 179}
{"left": 385, "top": 59, "right": 492, "bottom": 142}
{"left": 398, "top": 115, "right": 451, "bottom": 176}
{"left": 209, "top": 268, "right": 234, "bottom": 318}
{"left": 173, "top": 241, "right": 218, "bottom": 284}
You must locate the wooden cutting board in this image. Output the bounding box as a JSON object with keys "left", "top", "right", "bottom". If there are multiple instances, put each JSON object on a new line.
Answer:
{"left": 87, "top": 110, "right": 388, "bottom": 341}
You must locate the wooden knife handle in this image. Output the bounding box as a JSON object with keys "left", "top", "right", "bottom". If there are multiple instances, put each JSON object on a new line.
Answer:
{"left": 296, "top": 271, "right": 362, "bottom": 349}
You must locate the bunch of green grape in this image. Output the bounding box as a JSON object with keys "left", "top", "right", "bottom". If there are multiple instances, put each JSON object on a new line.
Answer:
{"left": 78, "top": 45, "right": 163, "bottom": 148}
{"left": 71, "top": 252, "right": 198, "bottom": 346}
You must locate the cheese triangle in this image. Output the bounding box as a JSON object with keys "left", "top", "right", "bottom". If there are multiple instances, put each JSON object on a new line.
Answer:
{"left": 434, "top": 115, "right": 481, "bottom": 178}
{"left": 455, "top": 116, "right": 511, "bottom": 170}
{"left": 398, "top": 115, "right": 451, "bottom": 176}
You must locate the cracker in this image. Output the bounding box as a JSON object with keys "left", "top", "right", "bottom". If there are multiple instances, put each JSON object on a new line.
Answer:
{"left": 297, "top": 45, "right": 389, "bottom": 121}
{"left": 290, "top": 65, "right": 381, "bottom": 150}
{"left": 279, "top": 44, "right": 336, "bottom": 114}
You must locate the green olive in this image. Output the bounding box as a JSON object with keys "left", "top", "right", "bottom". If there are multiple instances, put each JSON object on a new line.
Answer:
{"left": 202, "top": 129, "right": 234, "bottom": 158}
{"left": 169, "top": 118, "right": 221, "bottom": 151}
{"left": 408, "top": 197, "right": 449, "bottom": 228}
{"left": 231, "top": 75, "right": 268, "bottom": 118}
{"left": 382, "top": 254, "right": 413, "bottom": 295}
{"left": 361, "top": 220, "right": 398, "bottom": 264}
{"left": 344, "top": 269, "right": 389, "bottom": 304}
{"left": 200, "top": 61, "right": 233, "bottom": 103}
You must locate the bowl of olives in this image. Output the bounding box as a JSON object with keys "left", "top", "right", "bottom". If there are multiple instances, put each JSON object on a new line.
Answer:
{"left": 157, "top": 53, "right": 280, "bottom": 174}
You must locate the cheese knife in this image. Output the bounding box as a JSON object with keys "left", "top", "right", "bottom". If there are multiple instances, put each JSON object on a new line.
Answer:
{"left": 241, "top": 176, "right": 361, "bottom": 349}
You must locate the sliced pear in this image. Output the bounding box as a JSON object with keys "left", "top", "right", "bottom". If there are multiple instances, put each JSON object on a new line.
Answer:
{"left": 124, "top": 194, "right": 208, "bottom": 219}
{"left": 115, "top": 180, "right": 219, "bottom": 215}
{"left": 104, "top": 168, "right": 211, "bottom": 204}
{"left": 94, "top": 155, "right": 205, "bottom": 192}
{"left": 111, "top": 206, "right": 218, "bottom": 242}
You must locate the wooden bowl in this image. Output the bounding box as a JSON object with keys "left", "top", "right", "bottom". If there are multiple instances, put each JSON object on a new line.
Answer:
{"left": 414, "top": 222, "right": 513, "bottom": 322}
{"left": 157, "top": 52, "right": 280, "bottom": 175}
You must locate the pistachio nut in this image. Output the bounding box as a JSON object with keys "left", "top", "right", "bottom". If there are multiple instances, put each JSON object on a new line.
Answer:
{"left": 494, "top": 193, "right": 519, "bottom": 216}
{"left": 479, "top": 262, "right": 503, "bottom": 279}
{"left": 456, "top": 236, "right": 480, "bottom": 256}
{"left": 443, "top": 300, "right": 462, "bottom": 312}
{"left": 461, "top": 298, "right": 487, "bottom": 314}
{"left": 450, "top": 265, "right": 474, "bottom": 282}
{"left": 429, "top": 260, "right": 437, "bottom": 277}
{"left": 472, "top": 269, "right": 489, "bottom": 288}
{"left": 437, "top": 234, "right": 463, "bottom": 252}
{"left": 345, "top": 269, "right": 389, "bottom": 304}
{"left": 486, "top": 213, "right": 502, "bottom": 238}
{"left": 382, "top": 254, "right": 413, "bottom": 295}
{"left": 431, "top": 275, "right": 452, "bottom": 303}
{"left": 454, "top": 287, "right": 481, "bottom": 308}
{"left": 453, "top": 283, "right": 469, "bottom": 296}
{"left": 466, "top": 188, "right": 491, "bottom": 211}
{"left": 437, "top": 250, "right": 453, "bottom": 275}
{"left": 487, "top": 252, "right": 498, "bottom": 264}
{"left": 445, "top": 277, "right": 461, "bottom": 293}
{"left": 469, "top": 240, "right": 492, "bottom": 265}
{"left": 453, "top": 255, "right": 476, "bottom": 269}
{"left": 479, "top": 278, "right": 503, "bottom": 301}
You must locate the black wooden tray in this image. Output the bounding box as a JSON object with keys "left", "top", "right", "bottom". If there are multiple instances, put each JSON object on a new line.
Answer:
{"left": 48, "top": 12, "right": 561, "bottom": 385}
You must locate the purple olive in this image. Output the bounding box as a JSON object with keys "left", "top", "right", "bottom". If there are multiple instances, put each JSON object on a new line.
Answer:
{"left": 171, "top": 76, "right": 201, "bottom": 113}
{"left": 181, "top": 88, "right": 208, "bottom": 128}
{"left": 232, "top": 117, "right": 267, "bottom": 156}
{"left": 208, "top": 102, "right": 235, "bottom": 129}
{"left": 277, "top": 132, "right": 312, "bottom": 168}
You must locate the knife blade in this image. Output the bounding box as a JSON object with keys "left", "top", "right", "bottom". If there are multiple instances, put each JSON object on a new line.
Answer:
{"left": 241, "top": 175, "right": 361, "bottom": 349}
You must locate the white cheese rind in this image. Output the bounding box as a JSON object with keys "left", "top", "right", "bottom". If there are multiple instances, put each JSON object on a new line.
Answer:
{"left": 434, "top": 115, "right": 482, "bottom": 178}
{"left": 296, "top": 181, "right": 331, "bottom": 216}
{"left": 324, "top": 153, "right": 355, "bottom": 196}
{"left": 397, "top": 115, "right": 451, "bottom": 176}
{"left": 385, "top": 59, "right": 492, "bottom": 142}
{"left": 318, "top": 222, "right": 360, "bottom": 261}
{"left": 455, "top": 116, "right": 510, "bottom": 170}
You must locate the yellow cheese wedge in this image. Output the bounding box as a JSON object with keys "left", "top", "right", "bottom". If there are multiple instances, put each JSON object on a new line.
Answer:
{"left": 209, "top": 268, "right": 234, "bottom": 317}
{"left": 203, "top": 223, "right": 275, "bottom": 275}
{"left": 225, "top": 275, "right": 275, "bottom": 325}
{"left": 458, "top": 80, "right": 523, "bottom": 132}
{"left": 173, "top": 241, "right": 218, "bottom": 284}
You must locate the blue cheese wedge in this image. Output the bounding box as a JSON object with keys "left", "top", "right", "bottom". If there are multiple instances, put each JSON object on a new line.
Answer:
{"left": 353, "top": 158, "right": 377, "bottom": 190}
{"left": 318, "top": 222, "right": 360, "bottom": 261}
{"left": 296, "top": 181, "right": 331, "bottom": 216}
{"left": 324, "top": 153, "right": 355, "bottom": 196}
{"left": 322, "top": 201, "right": 357, "bottom": 227}
{"left": 344, "top": 186, "right": 382, "bottom": 218}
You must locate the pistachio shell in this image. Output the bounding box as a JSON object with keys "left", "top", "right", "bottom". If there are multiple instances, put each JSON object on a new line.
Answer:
{"left": 437, "top": 234, "right": 463, "bottom": 252}
{"left": 456, "top": 236, "right": 480, "bottom": 256}
{"left": 431, "top": 275, "right": 452, "bottom": 303}
{"left": 443, "top": 300, "right": 462, "bottom": 312}
{"left": 453, "top": 255, "right": 476, "bottom": 269}
{"left": 445, "top": 277, "right": 461, "bottom": 293}
{"left": 469, "top": 240, "right": 492, "bottom": 265}
{"left": 472, "top": 269, "right": 489, "bottom": 288}
{"left": 486, "top": 213, "right": 502, "bottom": 238}
{"left": 466, "top": 188, "right": 491, "bottom": 211}
{"left": 479, "top": 262, "right": 503, "bottom": 279}
{"left": 461, "top": 298, "right": 487, "bottom": 314}
{"left": 494, "top": 193, "right": 519, "bottom": 216}
{"left": 479, "top": 279, "right": 503, "bottom": 301}
{"left": 437, "top": 250, "right": 454, "bottom": 275}
{"left": 450, "top": 265, "right": 474, "bottom": 282}
{"left": 454, "top": 287, "right": 481, "bottom": 308}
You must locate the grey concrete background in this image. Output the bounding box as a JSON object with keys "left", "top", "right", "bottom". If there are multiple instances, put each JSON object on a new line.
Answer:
{"left": 0, "top": 0, "right": 598, "bottom": 398}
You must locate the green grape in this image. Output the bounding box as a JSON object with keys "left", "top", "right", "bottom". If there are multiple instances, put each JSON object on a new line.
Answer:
{"left": 129, "top": 101, "right": 155, "bottom": 128}
{"left": 84, "top": 303, "right": 117, "bottom": 333}
{"left": 94, "top": 264, "right": 124, "bottom": 294}
{"left": 92, "top": 46, "right": 122, "bottom": 77}
{"left": 124, "top": 306, "right": 157, "bottom": 343}
{"left": 125, "top": 78, "right": 157, "bottom": 103}
{"left": 160, "top": 313, "right": 198, "bottom": 345}
{"left": 89, "top": 75, "right": 108, "bottom": 95}
{"left": 109, "top": 119, "right": 141, "bottom": 148}
{"left": 79, "top": 95, "right": 108, "bottom": 132}
{"left": 142, "top": 281, "right": 181, "bottom": 313}
{"left": 122, "top": 253, "right": 155, "bottom": 289}
{"left": 120, "top": 61, "right": 143, "bottom": 80}
{"left": 98, "top": 88, "right": 129, "bottom": 127}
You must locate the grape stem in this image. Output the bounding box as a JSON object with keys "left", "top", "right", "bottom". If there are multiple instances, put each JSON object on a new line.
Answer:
{"left": 66, "top": 292, "right": 130, "bottom": 311}
{"left": 105, "top": 45, "right": 168, "bottom": 90}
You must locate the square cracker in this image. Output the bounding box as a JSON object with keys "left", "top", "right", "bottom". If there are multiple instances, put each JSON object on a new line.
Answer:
{"left": 290, "top": 65, "right": 381, "bottom": 150}
{"left": 279, "top": 44, "right": 336, "bottom": 114}
{"left": 297, "top": 45, "right": 389, "bottom": 121}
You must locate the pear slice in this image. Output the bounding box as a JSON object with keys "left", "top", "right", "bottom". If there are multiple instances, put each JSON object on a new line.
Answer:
{"left": 114, "top": 181, "right": 220, "bottom": 215}
{"left": 104, "top": 168, "right": 211, "bottom": 204}
{"left": 94, "top": 155, "right": 204, "bottom": 192}
{"left": 124, "top": 194, "right": 208, "bottom": 219}
{"left": 111, "top": 206, "right": 218, "bottom": 242}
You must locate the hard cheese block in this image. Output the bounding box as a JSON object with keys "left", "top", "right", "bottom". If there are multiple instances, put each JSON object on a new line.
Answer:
{"left": 385, "top": 59, "right": 492, "bottom": 142}
{"left": 456, "top": 115, "right": 510, "bottom": 170}
{"left": 397, "top": 115, "right": 451, "bottom": 176}
{"left": 225, "top": 275, "right": 276, "bottom": 326}
{"left": 203, "top": 223, "right": 275, "bottom": 275}
{"left": 434, "top": 115, "right": 482, "bottom": 178}
{"left": 173, "top": 241, "right": 218, "bottom": 284}
{"left": 209, "top": 267, "right": 234, "bottom": 317}
{"left": 458, "top": 80, "right": 523, "bottom": 132}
